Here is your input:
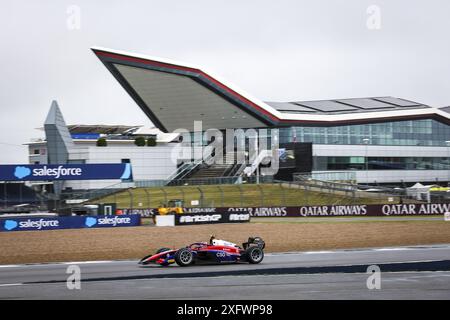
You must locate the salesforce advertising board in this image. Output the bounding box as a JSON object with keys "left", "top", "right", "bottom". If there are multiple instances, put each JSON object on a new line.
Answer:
{"left": 0, "top": 215, "right": 141, "bottom": 232}
{"left": 0, "top": 163, "right": 132, "bottom": 181}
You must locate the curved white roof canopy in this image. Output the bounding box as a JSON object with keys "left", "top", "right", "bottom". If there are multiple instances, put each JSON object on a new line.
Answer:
{"left": 92, "top": 47, "right": 450, "bottom": 132}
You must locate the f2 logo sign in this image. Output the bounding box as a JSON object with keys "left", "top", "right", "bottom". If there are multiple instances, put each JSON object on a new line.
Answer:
{"left": 66, "top": 265, "right": 81, "bottom": 290}
{"left": 366, "top": 265, "right": 381, "bottom": 290}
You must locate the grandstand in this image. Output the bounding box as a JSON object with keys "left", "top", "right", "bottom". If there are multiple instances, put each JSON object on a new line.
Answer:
{"left": 0, "top": 182, "right": 41, "bottom": 211}
{"left": 91, "top": 47, "right": 450, "bottom": 187}
{"left": 3, "top": 47, "right": 448, "bottom": 214}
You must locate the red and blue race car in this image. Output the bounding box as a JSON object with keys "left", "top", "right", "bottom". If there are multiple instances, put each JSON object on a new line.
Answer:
{"left": 138, "top": 236, "right": 265, "bottom": 267}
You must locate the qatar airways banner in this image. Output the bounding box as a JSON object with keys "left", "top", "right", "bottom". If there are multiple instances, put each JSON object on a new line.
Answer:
{"left": 126, "top": 203, "right": 450, "bottom": 218}
{"left": 225, "top": 203, "right": 450, "bottom": 217}
{"left": 0, "top": 163, "right": 132, "bottom": 181}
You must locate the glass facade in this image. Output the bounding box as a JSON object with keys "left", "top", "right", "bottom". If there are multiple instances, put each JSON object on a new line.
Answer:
{"left": 314, "top": 156, "right": 450, "bottom": 171}
{"left": 279, "top": 119, "right": 450, "bottom": 146}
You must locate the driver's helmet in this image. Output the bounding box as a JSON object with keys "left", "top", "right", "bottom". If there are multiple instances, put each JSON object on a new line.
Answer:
{"left": 209, "top": 234, "right": 216, "bottom": 245}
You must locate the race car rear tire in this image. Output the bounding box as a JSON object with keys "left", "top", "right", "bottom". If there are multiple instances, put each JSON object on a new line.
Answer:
{"left": 245, "top": 246, "right": 264, "bottom": 264}
{"left": 156, "top": 247, "right": 171, "bottom": 254}
{"left": 175, "top": 248, "right": 194, "bottom": 267}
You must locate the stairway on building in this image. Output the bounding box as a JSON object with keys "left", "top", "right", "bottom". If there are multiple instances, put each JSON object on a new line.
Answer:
{"left": 187, "top": 163, "right": 234, "bottom": 180}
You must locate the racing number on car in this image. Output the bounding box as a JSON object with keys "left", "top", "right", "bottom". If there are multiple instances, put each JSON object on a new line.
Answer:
{"left": 216, "top": 252, "right": 226, "bottom": 258}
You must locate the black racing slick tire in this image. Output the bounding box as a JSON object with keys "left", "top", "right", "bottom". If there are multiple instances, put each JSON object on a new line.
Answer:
{"left": 156, "top": 247, "right": 171, "bottom": 254}
{"left": 175, "top": 248, "right": 194, "bottom": 267}
{"left": 245, "top": 246, "right": 264, "bottom": 264}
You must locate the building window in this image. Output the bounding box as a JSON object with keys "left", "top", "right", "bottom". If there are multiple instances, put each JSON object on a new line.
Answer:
{"left": 67, "top": 160, "right": 86, "bottom": 164}
{"left": 313, "top": 156, "right": 450, "bottom": 171}
{"left": 121, "top": 159, "right": 133, "bottom": 182}
{"left": 33, "top": 149, "right": 40, "bottom": 155}
{"left": 279, "top": 119, "right": 450, "bottom": 147}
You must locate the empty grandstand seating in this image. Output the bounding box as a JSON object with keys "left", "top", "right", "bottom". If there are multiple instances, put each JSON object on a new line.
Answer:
{"left": 0, "top": 183, "right": 40, "bottom": 206}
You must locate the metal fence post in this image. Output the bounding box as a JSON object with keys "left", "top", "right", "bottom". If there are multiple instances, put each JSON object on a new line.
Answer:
{"left": 279, "top": 182, "right": 286, "bottom": 206}
{"left": 4, "top": 182, "right": 7, "bottom": 208}
{"left": 305, "top": 184, "right": 309, "bottom": 206}
{"left": 197, "top": 186, "right": 204, "bottom": 207}
{"left": 257, "top": 184, "right": 264, "bottom": 207}
{"left": 160, "top": 187, "right": 168, "bottom": 206}
{"left": 127, "top": 189, "right": 133, "bottom": 209}
{"left": 217, "top": 185, "right": 224, "bottom": 207}
{"left": 178, "top": 187, "right": 185, "bottom": 204}
{"left": 19, "top": 183, "right": 23, "bottom": 205}
{"left": 143, "top": 188, "right": 150, "bottom": 208}
{"left": 237, "top": 185, "right": 244, "bottom": 207}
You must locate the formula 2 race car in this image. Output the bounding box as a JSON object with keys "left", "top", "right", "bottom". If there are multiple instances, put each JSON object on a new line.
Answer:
{"left": 138, "top": 236, "right": 265, "bottom": 267}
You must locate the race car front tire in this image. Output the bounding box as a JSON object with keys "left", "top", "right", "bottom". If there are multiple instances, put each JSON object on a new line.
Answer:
{"left": 245, "top": 246, "right": 264, "bottom": 264}
{"left": 175, "top": 248, "right": 194, "bottom": 266}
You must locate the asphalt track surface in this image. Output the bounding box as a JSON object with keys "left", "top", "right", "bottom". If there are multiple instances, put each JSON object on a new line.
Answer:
{"left": 1, "top": 244, "right": 450, "bottom": 299}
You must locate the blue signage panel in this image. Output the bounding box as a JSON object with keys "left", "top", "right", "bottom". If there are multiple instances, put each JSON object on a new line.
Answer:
{"left": 0, "top": 163, "right": 132, "bottom": 181}
{"left": 71, "top": 133, "right": 101, "bottom": 140}
{"left": 0, "top": 214, "right": 141, "bottom": 232}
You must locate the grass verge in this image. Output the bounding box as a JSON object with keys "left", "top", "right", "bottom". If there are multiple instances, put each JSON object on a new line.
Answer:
{"left": 93, "top": 183, "right": 398, "bottom": 208}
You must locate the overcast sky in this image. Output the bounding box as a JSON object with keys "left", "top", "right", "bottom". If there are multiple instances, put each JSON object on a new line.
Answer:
{"left": 1, "top": 0, "right": 449, "bottom": 163}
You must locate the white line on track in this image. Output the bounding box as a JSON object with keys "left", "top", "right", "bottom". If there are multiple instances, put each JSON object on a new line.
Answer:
{"left": 0, "top": 260, "right": 116, "bottom": 269}
{"left": 61, "top": 261, "right": 114, "bottom": 265}
{"left": 0, "top": 283, "right": 24, "bottom": 287}
{"left": 0, "top": 265, "right": 24, "bottom": 268}
{"left": 302, "top": 251, "right": 335, "bottom": 254}
{"left": 373, "top": 248, "right": 412, "bottom": 251}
